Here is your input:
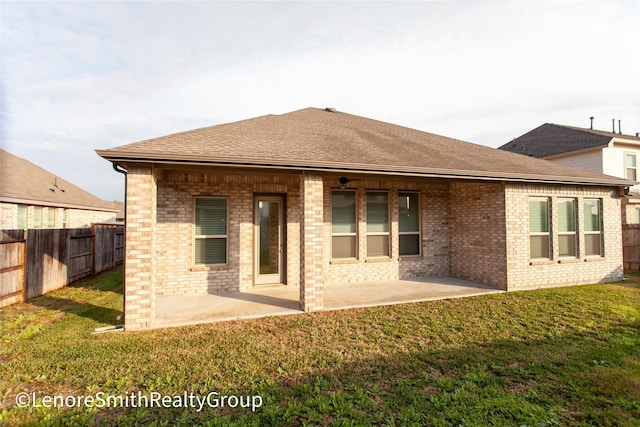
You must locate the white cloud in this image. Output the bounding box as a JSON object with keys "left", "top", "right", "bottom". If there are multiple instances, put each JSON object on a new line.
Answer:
{"left": 1, "top": 1, "right": 639, "bottom": 199}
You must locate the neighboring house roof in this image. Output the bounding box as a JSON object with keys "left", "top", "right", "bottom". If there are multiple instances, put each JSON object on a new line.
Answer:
{"left": 0, "top": 149, "right": 118, "bottom": 212}
{"left": 97, "top": 107, "right": 631, "bottom": 187}
{"left": 109, "top": 201, "right": 125, "bottom": 219}
{"left": 499, "top": 123, "right": 640, "bottom": 158}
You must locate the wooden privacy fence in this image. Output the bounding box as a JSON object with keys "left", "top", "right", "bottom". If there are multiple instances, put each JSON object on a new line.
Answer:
{"left": 0, "top": 224, "right": 124, "bottom": 308}
{"left": 623, "top": 224, "right": 640, "bottom": 270}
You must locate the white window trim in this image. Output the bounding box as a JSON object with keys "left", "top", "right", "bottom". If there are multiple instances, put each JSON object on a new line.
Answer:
{"left": 193, "top": 197, "right": 229, "bottom": 266}
{"left": 529, "top": 197, "right": 551, "bottom": 260}
{"left": 625, "top": 152, "right": 638, "bottom": 181}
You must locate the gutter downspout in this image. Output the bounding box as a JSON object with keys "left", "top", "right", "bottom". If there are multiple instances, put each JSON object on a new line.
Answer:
{"left": 112, "top": 163, "right": 128, "bottom": 328}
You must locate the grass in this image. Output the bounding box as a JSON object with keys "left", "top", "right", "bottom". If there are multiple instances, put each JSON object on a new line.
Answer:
{"left": 0, "top": 266, "right": 639, "bottom": 426}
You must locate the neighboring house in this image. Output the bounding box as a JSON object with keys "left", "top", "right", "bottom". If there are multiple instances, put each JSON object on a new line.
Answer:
{"left": 0, "top": 149, "right": 118, "bottom": 229}
{"left": 499, "top": 123, "right": 640, "bottom": 223}
{"left": 108, "top": 201, "right": 125, "bottom": 224}
{"left": 97, "top": 107, "right": 631, "bottom": 330}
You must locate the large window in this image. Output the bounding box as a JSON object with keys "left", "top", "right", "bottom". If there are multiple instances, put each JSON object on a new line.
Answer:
{"left": 47, "top": 208, "right": 55, "bottom": 228}
{"left": 398, "top": 191, "right": 420, "bottom": 256}
{"left": 625, "top": 153, "right": 637, "bottom": 181}
{"left": 584, "top": 199, "right": 603, "bottom": 256}
{"left": 366, "top": 191, "right": 390, "bottom": 257}
{"left": 529, "top": 198, "right": 550, "bottom": 259}
{"left": 194, "top": 198, "right": 228, "bottom": 265}
{"left": 557, "top": 198, "right": 577, "bottom": 257}
{"left": 331, "top": 190, "right": 357, "bottom": 259}
{"left": 17, "top": 205, "right": 27, "bottom": 229}
{"left": 33, "top": 206, "right": 43, "bottom": 229}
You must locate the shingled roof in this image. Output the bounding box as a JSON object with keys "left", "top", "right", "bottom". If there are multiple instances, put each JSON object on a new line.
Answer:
{"left": 499, "top": 123, "right": 640, "bottom": 158}
{"left": 0, "top": 149, "right": 117, "bottom": 212}
{"left": 97, "top": 107, "right": 631, "bottom": 187}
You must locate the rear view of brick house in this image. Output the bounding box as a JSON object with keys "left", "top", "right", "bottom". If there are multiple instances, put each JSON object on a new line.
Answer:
{"left": 97, "top": 107, "right": 632, "bottom": 330}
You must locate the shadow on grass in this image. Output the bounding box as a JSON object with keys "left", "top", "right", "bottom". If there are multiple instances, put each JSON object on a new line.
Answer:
{"left": 9, "top": 316, "right": 639, "bottom": 426}
{"left": 66, "top": 266, "right": 124, "bottom": 296}
{"left": 28, "top": 295, "right": 122, "bottom": 326}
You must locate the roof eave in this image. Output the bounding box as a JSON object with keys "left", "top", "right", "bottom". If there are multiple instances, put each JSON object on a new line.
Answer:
{"left": 96, "top": 150, "right": 632, "bottom": 188}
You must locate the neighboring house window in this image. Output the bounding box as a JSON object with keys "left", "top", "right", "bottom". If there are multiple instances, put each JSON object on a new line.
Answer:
{"left": 47, "top": 208, "right": 55, "bottom": 228}
{"left": 62, "top": 209, "right": 67, "bottom": 228}
{"left": 625, "top": 153, "right": 637, "bottom": 181}
{"left": 398, "top": 191, "right": 420, "bottom": 256}
{"left": 194, "top": 198, "right": 228, "bottom": 264}
{"left": 557, "top": 198, "right": 577, "bottom": 257}
{"left": 635, "top": 207, "right": 640, "bottom": 224}
{"left": 529, "top": 197, "right": 550, "bottom": 259}
{"left": 17, "top": 205, "right": 27, "bottom": 229}
{"left": 366, "top": 191, "right": 390, "bottom": 257}
{"left": 331, "top": 190, "right": 357, "bottom": 259}
{"left": 584, "top": 199, "right": 603, "bottom": 256}
{"left": 33, "top": 206, "right": 43, "bottom": 229}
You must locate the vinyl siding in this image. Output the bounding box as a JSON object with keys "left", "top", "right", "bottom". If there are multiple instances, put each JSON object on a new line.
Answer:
{"left": 549, "top": 150, "right": 603, "bottom": 174}
{"left": 603, "top": 145, "right": 640, "bottom": 193}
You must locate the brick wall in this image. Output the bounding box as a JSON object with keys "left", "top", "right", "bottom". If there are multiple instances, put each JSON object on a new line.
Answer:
{"left": 300, "top": 174, "right": 324, "bottom": 311}
{"left": 123, "top": 166, "right": 157, "bottom": 330}
{"left": 0, "top": 202, "right": 115, "bottom": 229}
{"left": 449, "top": 182, "right": 508, "bottom": 289}
{"left": 153, "top": 170, "right": 301, "bottom": 296}
{"left": 0, "top": 203, "right": 15, "bottom": 229}
{"left": 65, "top": 209, "right": 116, "bottom": 228}
{"left": 126, "top": 166, "right": 624, "bottom": 329}
{"left": 505, "top": 183, "right": 623, "bottom": 289}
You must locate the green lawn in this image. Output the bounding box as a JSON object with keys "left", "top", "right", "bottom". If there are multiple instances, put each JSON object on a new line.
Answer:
{"left": 1, "top": 266, "right": 639, "bottom": 426}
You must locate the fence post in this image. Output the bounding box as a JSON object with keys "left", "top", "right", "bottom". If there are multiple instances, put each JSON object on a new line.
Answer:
{"left": 91, "top": 223, "right": 96, "bottom": 277}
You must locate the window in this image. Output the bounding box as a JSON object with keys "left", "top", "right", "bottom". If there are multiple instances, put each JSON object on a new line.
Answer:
{"left": 635, "top": 207, "right": 640, "bottom": 224}
{"left": 194, "top": 198, "right": 227, "bottom": 264}
{"left": 625, "top": 153, "right": 637, "bottom": 181}
{"left": 47, "top": 208, "right": 55, "bottom": 228}
{"left": 398, "top": 191, "right": 420, "bottom": 256}
{"left": 584, "top": 199, "right": 603, "bottom": 256}
{"left": 33, "top": 206, "right": 43, "bottom": 229}
{"left": 529, "top": 198, "right": 550, "bottom": 259}
{"left": 366, "top": 191, "right": 390, "bottom": 257}
{"left": 62, "top": 209, "right": 67, "bottom": 228}
{"left": 331, "top": 190, "right": 357, "bottom": 258}
{"left": 17, "top": 205, "right": 27, "bottom": 229}
{"left": 557, "top": 198, "right": 577, "bottom": 257}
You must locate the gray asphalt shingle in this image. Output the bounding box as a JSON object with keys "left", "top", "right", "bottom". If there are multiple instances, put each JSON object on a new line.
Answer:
{"left": 97, "top": 108, "right": 631, "bottom": 186}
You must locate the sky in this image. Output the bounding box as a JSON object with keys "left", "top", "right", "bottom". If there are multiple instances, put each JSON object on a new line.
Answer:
{"left": 1, "top": 1, "right": 639, "bottom": 202}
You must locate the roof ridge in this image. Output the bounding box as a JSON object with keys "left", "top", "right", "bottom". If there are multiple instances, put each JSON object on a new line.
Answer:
{"left": 548, "top": 123, "right": 640, "bottom": 140}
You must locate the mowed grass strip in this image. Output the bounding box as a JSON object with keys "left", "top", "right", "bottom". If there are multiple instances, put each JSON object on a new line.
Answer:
{"left": 0, "top": 266, "right": 638, "bottom": 426}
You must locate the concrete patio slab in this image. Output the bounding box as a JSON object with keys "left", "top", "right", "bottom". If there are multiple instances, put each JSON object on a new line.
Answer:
{"left": 152, "top": 277, "right": 503, "bottom": 329}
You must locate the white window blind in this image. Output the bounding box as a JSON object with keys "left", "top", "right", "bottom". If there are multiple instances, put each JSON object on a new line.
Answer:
{"left": 194, "top": 198, "right": 227, "bottom": 264}
{"left": 529, "top": 198, "right": 550, "bottom": 259}
{"left": 584, "top": 199, "right": 602, "bottom": 256}
{"left": 331, "top": 191, "right": 357, "bottom": 258}
{"left": 366, "top": 192, "right": 389, "bottom": 257}
{"left": 558, "top": 198, "right": 577, "bottom": 257}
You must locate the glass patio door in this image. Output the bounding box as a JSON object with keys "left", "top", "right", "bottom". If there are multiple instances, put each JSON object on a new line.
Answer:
{"left": 254, "top": 196, "right": 284, "bottom": 285}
